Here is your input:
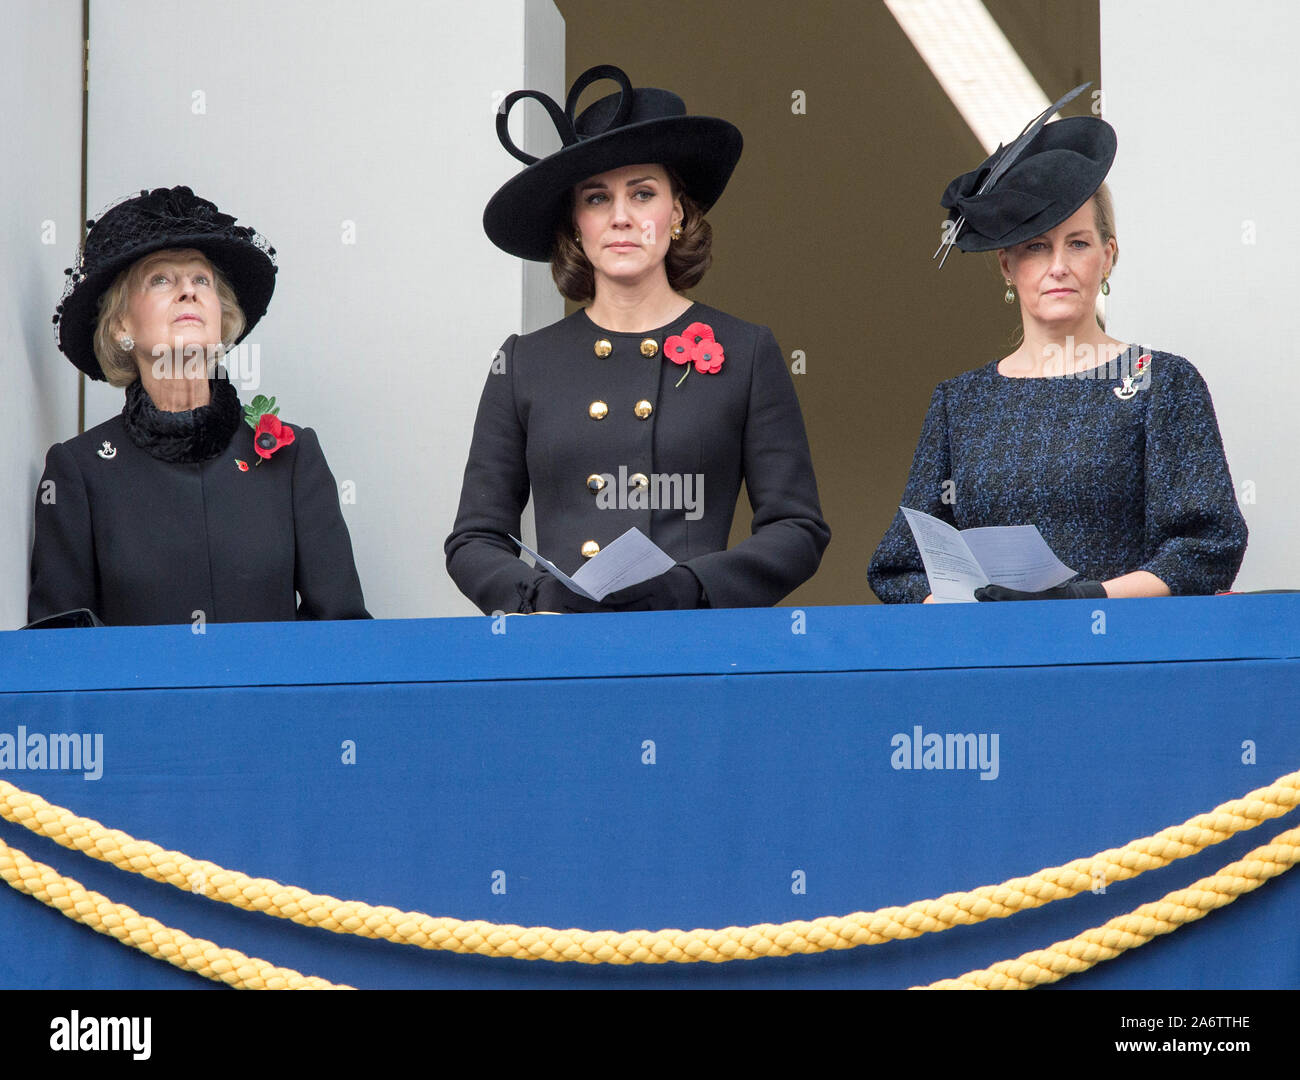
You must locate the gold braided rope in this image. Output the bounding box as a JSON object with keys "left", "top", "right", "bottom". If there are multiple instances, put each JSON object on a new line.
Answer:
{"left": 5, "top": 821, "right": 1296, "bottom": 992}
{"left": 1, "top": 770, "right": 1297, "bottom": 967}
{"left": 921, "top": 822, "right": 1300, "bottom": 989}
{"left": 0, "top": 836, "right": 347, "bottom": 989}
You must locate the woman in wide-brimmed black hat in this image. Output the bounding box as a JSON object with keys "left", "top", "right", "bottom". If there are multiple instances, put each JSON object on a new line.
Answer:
{"left": 868, "top": 88, "right": 1246, "bottom": 603}
{"left": 446, "top": 66, "right": 829, "bottom": 613}
{"left": 28, "top": 186, "right": 369, "bottom": 626}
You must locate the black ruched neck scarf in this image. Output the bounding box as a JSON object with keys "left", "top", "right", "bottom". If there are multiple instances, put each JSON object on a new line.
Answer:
{"left": 121, "top": 377, "right": 242, "bottom": 464}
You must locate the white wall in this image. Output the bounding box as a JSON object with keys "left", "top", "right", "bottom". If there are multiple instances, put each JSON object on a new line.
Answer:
{"left": 0, "top": 4, "right": 84, "bottom": 629}
{"left": 1101, "top": 0, "right": 1299, "bottom": 591}
{"left": 80, "top": 0, "right": 564, "bottom": 618}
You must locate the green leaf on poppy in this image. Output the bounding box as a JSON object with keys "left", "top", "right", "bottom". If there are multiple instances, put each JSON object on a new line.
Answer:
{"left": 243, "top": 393, "right": 282, "bottom": 429}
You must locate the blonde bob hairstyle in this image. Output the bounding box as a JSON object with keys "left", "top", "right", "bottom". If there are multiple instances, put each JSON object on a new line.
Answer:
{"left": 92, "top": 249, "right": 246, "bottom": 387}
{"left": 551, "top": 168, "right": 713, "bottom": 304}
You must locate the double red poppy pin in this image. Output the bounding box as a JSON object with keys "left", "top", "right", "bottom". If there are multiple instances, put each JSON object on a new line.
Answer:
{"left": 664, "top": 322, "right": 726, "bottom": 387}
{"left": 241, "top": 394, "right": 295, "bottom": 465}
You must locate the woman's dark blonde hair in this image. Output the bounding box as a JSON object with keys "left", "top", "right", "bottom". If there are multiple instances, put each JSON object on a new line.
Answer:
{"left": 1093, "top": 181, "right": 1118, "bottom": 269}
{"left": 92, "top": 249, "right": 246, "bottom": 386}
{"left": 551, "top": 167, "right": 713, "bottom": 303}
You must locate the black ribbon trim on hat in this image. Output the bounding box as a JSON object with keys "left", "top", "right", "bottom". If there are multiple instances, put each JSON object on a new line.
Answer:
{"left": 954, "top": 187, "right": 1052, "bottom": 241}
{"left": 496, "top": 91, "right": 574, "bottom": 165}
{"left": 495, "top": 65, "right": 635, "bottom": 166}
{"left": 564, "top": 65, "right": 633, "bottom": 136}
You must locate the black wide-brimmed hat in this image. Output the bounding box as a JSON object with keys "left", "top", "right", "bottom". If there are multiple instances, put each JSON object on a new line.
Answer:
{"left": 483, "top": 65, "right": 743, "bottom": 262}
{"left": 935, "top": 84, "right": 1116, "bottom": 261}
{"left": 54, "top": 186, "right": 277, "bottom": 379}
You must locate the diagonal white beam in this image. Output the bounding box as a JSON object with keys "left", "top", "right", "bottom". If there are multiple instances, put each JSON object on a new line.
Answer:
{"left": 884, "top": 0, "right": 1053, "bottom": 153}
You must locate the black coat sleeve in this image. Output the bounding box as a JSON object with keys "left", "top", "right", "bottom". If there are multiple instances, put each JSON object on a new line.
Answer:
{"left": 28, "top": 442, "right": 99, "bottom": 624}
{"left": 291, "top": 426, "right": 371, "bottom": 619}
{"left": 682, "top": 327, "right": 830, "bottom": 608}
{"left": 444, "top": 336, "right": 542, "bottom": 614}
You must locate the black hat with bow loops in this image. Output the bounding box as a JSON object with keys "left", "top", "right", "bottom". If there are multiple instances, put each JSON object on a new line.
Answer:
{"left": 483, "top": 65, "right": 743, "bottom": 262}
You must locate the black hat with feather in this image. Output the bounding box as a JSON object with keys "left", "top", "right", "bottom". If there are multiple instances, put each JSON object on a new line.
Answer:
{"left": 935, "top": 84, "right": 1116, "bottom": 263}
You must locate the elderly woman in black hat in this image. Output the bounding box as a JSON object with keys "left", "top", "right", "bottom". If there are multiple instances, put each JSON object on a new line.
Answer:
{"left": 868, "top": 88, "right": 1246, "bottom": 604}
{"left": 446, "top": 66, "right": 829, "bottom": 613}
{"left": 28, "top": 186, "right": 368, "bottom": 626}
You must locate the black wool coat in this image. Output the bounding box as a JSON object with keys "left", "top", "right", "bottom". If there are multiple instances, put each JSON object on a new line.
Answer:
{"left": 28, "top": 398, "right": 369, "bottom": 627}
{"left": 445, "top": 302, "right": 830, "bottom": 613}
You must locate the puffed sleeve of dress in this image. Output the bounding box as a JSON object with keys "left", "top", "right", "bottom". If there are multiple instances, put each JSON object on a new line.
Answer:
{"left": 681, "top": 326, "right": 830, "bottom": 609}
{"left": 867, "top": 383, "right": 954, "bottom": 604}
{"left": 27, "top": 442, "right": 97, "bottom": 623}
{"left": 1135, "top": 355, "right": 1247, "bottom": 594}
{"left": 444, "top": 335, "right": 540, "bottom": 614}
{"left": 291, "top": 426, "right": 371, "bottom": 619}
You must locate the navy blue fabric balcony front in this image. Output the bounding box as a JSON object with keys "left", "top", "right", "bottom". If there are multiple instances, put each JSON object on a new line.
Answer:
{"left": 1, "top": 598, "right": 1297, "bottom": 989}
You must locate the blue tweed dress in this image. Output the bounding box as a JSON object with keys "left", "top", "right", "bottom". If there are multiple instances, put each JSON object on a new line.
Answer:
{"left": 867, "top": 351, "right": 1248, "bottom": 603}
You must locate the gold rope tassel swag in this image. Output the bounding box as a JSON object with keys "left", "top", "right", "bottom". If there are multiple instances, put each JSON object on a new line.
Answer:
{"left": 921, "top": 822, "right": 1300, "bottom": 989}
{"left": 0, "top": 769, "right": 1297, "bottom": 972}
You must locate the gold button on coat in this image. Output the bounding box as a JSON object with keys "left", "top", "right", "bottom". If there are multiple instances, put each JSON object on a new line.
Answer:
{"left": 640, "top": 338, "right": 658, "bottom": 358}
{"left": 634, "top": 399, "right": 653, "bottom": 419}
{"left": 593, "top": 339, "right": 612, "bottom": 358}
{"left": 586, "top": 473, "right": 606, "bottom": 493}
{"left": 581, "top": 540, "right": 600, "bottom": 558}
{"left": 588, "top": 400, "right": 608, "bottom": 420}
{"left": 629, "top": 472, "right": 649, "bottom": 490}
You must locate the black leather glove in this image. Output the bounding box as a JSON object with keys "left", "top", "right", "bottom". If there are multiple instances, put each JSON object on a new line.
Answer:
{"left": 526, "top": 576, "right": 606, "bottom": 614}
{"left": 22, "top": 607, "right": 105, "bottom": 629}
{"left": 599, "top": 566, "right": 705, "bottom": 611}
{"left": 975, "top": 580, "right": 1107, "bottom": 602}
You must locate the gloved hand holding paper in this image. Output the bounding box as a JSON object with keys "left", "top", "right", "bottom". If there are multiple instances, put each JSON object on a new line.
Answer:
{"left": 900, "top": 507, "right": 1077, "bottom": 603}
{"left": 510, "top": 527, "right": 677, "bottom": 602}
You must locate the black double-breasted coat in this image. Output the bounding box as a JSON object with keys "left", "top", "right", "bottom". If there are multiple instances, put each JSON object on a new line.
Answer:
{"left": 28, "top": 401, "right": 369, "bottom": 626}
{"left": 445, "top": 302, "right": 830, "bottom": 613}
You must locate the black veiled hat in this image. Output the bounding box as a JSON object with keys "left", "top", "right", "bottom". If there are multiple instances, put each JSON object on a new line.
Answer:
{"left": 53, "top": 186, "right": 277, "bottom": 379}
{"left": 936, "top": 84, "right": 1116, "bottom": 260}
{"left": 483, "top": 65, "right": 743, "bottom": 262}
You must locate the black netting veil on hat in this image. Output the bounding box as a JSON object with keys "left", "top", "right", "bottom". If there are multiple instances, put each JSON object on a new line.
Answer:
{"left": 54, "top": 186, "right": 278, "bottom": 379}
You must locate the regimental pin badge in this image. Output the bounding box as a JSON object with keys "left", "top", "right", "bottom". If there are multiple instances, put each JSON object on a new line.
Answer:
{"left": 1113, "top": 353, "right": 1152, "bottom": 401}
{"left": 96, "top": 441, "right": 117, "bottom": 460}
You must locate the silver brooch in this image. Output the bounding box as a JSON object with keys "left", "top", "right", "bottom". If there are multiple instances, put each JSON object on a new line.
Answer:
{"left": 96, "top": 441, "right": 117, "bottom": 460}
{"left": 1113, "top": 354, "right": 1152, "bottom": 401}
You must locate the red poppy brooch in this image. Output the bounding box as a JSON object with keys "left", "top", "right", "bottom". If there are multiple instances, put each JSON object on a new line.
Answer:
{"left": 242, "top": 394, "right": 295, "bottom": 463}
{"left": 664, "top": 322, "right": 726, "bottom": 387}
